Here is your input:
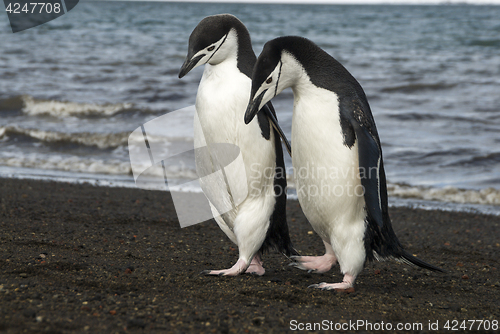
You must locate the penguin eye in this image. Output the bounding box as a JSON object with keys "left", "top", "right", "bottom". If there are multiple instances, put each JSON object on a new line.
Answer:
{"left": 207, "top": 46, "right": 215, "bottom": 51}
{"left": 266, "top": 77, "right": 273, "bottom": 84}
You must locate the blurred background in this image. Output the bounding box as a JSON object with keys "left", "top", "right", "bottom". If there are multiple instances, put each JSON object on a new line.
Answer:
{"left": 0, "top": 0, "right": 499, "bottom": 213}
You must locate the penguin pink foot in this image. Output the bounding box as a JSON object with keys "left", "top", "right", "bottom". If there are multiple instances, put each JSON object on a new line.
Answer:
{"left": 245, "top": 254, "right": 265, "bottom": 276}
{"left": 202, "top": 258, "right": 248, "bottom": 276}
{"left": 308, "top": 274, "right": 356, "bottom": 291}
{"left": 289, "top": 254, "right": 337, "bottom": 273}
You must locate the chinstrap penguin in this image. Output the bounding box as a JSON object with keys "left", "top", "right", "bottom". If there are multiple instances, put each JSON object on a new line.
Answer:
{"left": 245, "top": 36, "right": 443, "bottom": 289}
{"left": 179, "top": 15, "right": 297, "bottom": 276}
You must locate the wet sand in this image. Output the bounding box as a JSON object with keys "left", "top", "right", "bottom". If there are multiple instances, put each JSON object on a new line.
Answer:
{"left": 0, "top": 178, "right": 499, "bottom": 333}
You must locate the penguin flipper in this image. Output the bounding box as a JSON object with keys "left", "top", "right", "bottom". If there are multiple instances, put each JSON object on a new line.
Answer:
{"left": 259, "top": 102, "right": 298, "bottom": 258}
{"left": 342, "top": 99, "right": 444, "bottom": 273}
{"left": 341, "top": 99, "right": 385, "bottom": 229}
{"left": 263, "top": 102, "right": 292, "bottom": 157}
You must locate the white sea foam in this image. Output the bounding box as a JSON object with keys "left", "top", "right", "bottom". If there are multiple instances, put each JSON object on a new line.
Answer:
{"left": 0, "top": 155, "right": 132, "bottom": 175}
{"left": 387, "top": 183, "right": 500, "bottom": 206}
{"left": 287, "top": 177, "right": 500, "bottom": 206}
{"left": 20, "top": 95, "right": 133, "bottom": 117}
{"left": 0, "top": 125, "right": 193, "bottom": 150}
{"left": 0, "top": 153, "right": 199, "bottom": 181}
{"left": 0, "top": 125, "right": 130, "bottom": 149}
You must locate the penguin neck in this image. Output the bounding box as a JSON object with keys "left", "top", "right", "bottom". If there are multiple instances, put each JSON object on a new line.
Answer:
{"left": 280, "top": 52, "right": 335, "bottom": 109}
{"left": 233, "top": 27, "right": 256, "bottom": 78}
{"left": 207, "top": 29, "right": 238, "bottom": 66}
{"left": 279, "top": 38, "right": 366, "bottom": 102}
{"left": 291, "top": 79, "right": 340, "bottom": 119}
{"left": 206, "top": 28, "right": 256, "bottom": 79}
{"left": 204, "top": 55, "right": 239, "bottom": 81}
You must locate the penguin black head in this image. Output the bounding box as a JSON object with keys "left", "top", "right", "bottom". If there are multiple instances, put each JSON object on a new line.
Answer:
{"left": 179, "top": 14, "right": 253, "bottom": 78}
{"left": 244, "top": 37, "right": 307, "bottom": 124}
{"left": 246, "top": 36, "right": 365, "bottom": 124}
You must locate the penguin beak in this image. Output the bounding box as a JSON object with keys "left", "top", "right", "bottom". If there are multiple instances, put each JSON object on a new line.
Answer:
{"left": 244, "top": 89, "right": 267, "bottom": 124}
{"left": 179, "top": 54, "right": 205, "bottom": 78}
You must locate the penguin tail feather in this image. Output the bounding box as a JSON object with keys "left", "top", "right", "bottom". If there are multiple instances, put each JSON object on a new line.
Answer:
{"left": 398, "top": 250, "right": 445, "bottom": 273}
{"left": 261, "top": 239, "right": 300, "bottom": 258}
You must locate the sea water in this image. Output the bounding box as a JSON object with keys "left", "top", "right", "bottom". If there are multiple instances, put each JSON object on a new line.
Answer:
{"left": 0, "top": 1, "right": 499, "bottom": 214}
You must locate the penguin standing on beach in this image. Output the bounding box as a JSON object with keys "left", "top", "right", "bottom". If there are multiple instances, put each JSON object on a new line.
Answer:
{"left": 178, "top": 15, "right": 296, "bottom": 276}
{"left": 245, "top": 36, "right": 442, "bottom": 289}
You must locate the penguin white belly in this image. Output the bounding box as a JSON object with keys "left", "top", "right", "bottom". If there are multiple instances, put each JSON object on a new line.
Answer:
{"left": 291, "top": 86, "right": 367, "bottom": 274}
{"left": 194, "top": 62, "right": 276, "bottom": 240}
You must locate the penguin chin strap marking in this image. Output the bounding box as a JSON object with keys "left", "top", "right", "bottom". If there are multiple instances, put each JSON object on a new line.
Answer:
{"left": 205, "top": 33, "right": 229, "bottom": 64}
{"left": 273, "top": 60, "right": 282, "bottom": 97}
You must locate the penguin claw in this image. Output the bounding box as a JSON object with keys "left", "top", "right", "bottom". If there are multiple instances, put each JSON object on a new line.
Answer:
{"left": 309, "top": 282, "right": 353, "bottom": 290}
{"left": 309, "top": 274, "right": 356, "bottom": 291}
{"left": 319, "top": 282, "right": 354, "bottom": 291}
{"left": 201, "top": 258, "right": 249, "bottom": 277}
{"left": 201, "top": 258, "right": 266, "bottom": 277}
{"left": 202, "top": 269, "right": 240, "bottom": 276}
{"left": 200, "top": 270, "right": 225, "bottom": 276}
{"left": 244, "top": 256, "right": 265, "bottom": 276}
{"left": 288, "top": 262, "right": 300, "bottom": 268}
{"left": 308, "top": 282, "right": 327, "bottom": 289}
{"left": 244, "top": 268, "right": 265, "bottom": 276}
{"left": 289, "top": 262, "right": 309, "bottom": 271}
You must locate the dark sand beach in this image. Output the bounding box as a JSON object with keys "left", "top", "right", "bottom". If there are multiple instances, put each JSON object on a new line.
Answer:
{"left": 0, "top": 178, "right": 499, "bottom": 333}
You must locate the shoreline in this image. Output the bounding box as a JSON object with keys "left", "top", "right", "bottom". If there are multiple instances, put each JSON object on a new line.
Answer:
{"left": 0, "top": 169, "right": 499, "bottom": 217}
{"left": 1, "top": 177, "right": 499, "bottom": 333}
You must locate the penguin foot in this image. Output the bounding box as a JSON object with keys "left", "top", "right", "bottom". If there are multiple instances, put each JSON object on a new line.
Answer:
{"left": 202, "top": 258, "right": 248, "bottom": 277}
{"left": 244, "top": 255, "right": 265, "bottom": 276}
{"left": 308, "top": 274, "right": 356, "bottom": 291}
{"left": 289, "top": 254, "right": 337, "bottom": 273}
{"left": 308, "top": 282, "right": 353, "bottom": 290}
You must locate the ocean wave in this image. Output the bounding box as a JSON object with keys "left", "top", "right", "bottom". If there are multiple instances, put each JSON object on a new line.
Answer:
{"left": 20, "top": 95, "right": 133, "bottom": 117}
{"left": 386, "top": 111, "right": 491, "bottom": 124}
{"left": 0, "top": 125, "right": 193, "bottom": 150}
{"left": 1, "top": 147, "right": 498, "bottom": 208}
{"left": 386, "top": 112, "right": 439, "bottom": 121}
{"left": 0, "top": 155, "right": 132, "bottom": 175}
{"left": 287, "top": 178, "right": 499, "bottom": 206}
{"left": 380, "top": 82, "right": 457, "bottom": 93}
{"left": 0, "top": 154, "right": 198, "bottom": 180}
{"left": 468, "top": 39, "right": 500, "bottom": 48}
{"left": 0, "top": 96, "right": 24, "bottom": 111}
{"left": 387, "top": 183, "right": 500, "bottom": 206}
{"left": 444, "top": 152, "right": 500, "bottom": 167}
{"left": 0, "top": 125, "right": 131, "bottom": 149}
